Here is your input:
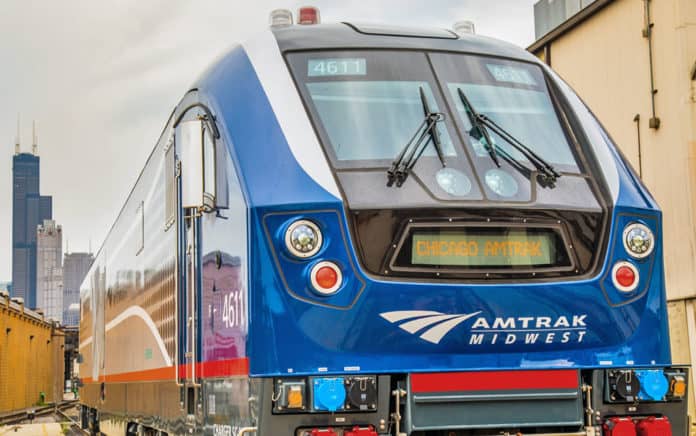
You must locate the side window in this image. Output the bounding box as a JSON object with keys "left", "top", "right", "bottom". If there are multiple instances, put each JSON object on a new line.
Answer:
{"left": 164, "top": 138, "right": 176, "bottom": 230}
{"left": 135, "top": 200, "right": 144, "bottom": 255}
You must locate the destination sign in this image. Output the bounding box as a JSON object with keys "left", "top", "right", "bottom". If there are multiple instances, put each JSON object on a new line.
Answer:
{"left": 486, "top": 64, "right": 536, "bottom": 86}
{"left": 411, "top": 230, "right": 556, "bottom": 267}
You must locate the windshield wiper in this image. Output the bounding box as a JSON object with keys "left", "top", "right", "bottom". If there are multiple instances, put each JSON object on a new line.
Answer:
{"left": 387, "top": 87, "right": 446, "bottom": 187}
{"left": 456, "top": 87, "right": 561, "bottom": 185}
{"left": 457, "top": 88, "right": 500, "bottom": 168}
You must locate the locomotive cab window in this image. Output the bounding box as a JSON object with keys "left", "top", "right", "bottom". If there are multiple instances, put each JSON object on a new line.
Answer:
{"left": 430, "top": 53, "right": 581, "bottom": 176}
{"left": 287, "top": 50, "right": 482, "bottom": 200}
{"left": 164, "top": 138, "right": 176, "bottom": 230}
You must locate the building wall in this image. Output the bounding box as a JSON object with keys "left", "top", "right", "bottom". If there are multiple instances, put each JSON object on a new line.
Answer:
{"left": 531, "top": 0, "right": 696, "bottom": 422}
{"left": 536, "top": 0, "right": 696, "bottom": 300}
{"left": 62, "top": 252, "right": 93, "bottom": 327}
{"left": 0, "top": 296, "right": 65, "bottom": 412}
{"left": 36, "top": 220, "right": 63, "bottom": 323}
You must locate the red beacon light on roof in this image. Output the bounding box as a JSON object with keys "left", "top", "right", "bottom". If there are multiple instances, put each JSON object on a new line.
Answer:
{"left": 298, "top": 6, "right": 320, "bottom": 25}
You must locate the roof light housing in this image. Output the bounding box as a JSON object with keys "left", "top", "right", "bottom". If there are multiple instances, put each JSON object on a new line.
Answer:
{"left": 269, "top": 9, "right": 293, "bottom": 27}
{"left": 298, "top": 6, "right": 320, "bottom": 25}
{"left": 453, "top": 20, "right": 476, "bottom": 35}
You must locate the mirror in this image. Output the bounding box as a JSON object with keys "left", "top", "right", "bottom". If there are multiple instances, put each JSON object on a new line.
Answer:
{"left": 177, "top": 112, "right": 224, "bottom": 213}
{"left": 202, "top": 126, "right": 216, "bottom": 212}
{"left": 178, "top": 120, "right": 205, "bottom": 209}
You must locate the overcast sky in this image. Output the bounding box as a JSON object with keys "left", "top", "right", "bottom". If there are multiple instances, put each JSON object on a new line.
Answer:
{"left": 0, "top": 0, "right": 537, "bottom": 281}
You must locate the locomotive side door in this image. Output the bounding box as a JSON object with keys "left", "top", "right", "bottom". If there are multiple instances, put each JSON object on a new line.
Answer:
{"left": 175, "top": 96, "right": 225, "bottom": 424}
{"left": 175, "top": 114, "right": 207, "bottom": 416}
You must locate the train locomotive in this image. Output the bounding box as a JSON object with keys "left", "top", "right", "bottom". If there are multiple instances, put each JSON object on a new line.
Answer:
{"left": 79, "top": 8, "right": 690, "bottom": 436}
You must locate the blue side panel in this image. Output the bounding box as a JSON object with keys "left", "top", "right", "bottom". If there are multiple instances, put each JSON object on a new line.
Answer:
{"left": 196, "top": 47, "right": 340, "bottom": 209}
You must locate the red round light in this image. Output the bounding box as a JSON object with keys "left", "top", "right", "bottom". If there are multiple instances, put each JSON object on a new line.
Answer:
{"left": 310, "top": 261, "right": 343, "bottom": 295}
{"left": 298, "top": 6, "right": 320, "bottom": 25}
{"left": 615, "top": 265, "right": 636, "bottom": 288}
{"left": 315, "top": 266, "right": 338, "bottom": 289}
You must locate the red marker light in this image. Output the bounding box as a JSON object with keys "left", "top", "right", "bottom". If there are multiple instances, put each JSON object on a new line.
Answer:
{"left": 298, "top": 6, "right": 320, "bottom": 25}
{"left": 612, "top": 261, "right": 639, "bottom": 293}
{"left": 615, "top": 266, "right": 635, "bottom": 288}
{"left": 310, "top": 261, "right": 342, "bottom": 295}
{"left": 315, "top": 266, "right": 338, "bottom": 289}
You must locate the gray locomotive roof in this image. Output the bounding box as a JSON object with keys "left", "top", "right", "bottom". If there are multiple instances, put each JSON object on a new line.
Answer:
{"left": 272, "top": 22, "right": 540, "bottom": 63}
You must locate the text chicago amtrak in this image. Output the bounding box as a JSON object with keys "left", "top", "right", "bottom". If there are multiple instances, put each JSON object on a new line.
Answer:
{"left": 467, "top": 314, "right": 588, "bottom": 345}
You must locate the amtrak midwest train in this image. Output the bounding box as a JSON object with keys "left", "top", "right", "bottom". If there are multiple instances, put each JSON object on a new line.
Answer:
{"left": 78, "top": 8, "right": 689, "bottom": 436}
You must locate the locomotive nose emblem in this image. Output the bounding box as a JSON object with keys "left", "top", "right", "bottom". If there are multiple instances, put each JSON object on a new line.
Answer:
{"left": 380, "top": 310, "right": 482, "bottom": 344}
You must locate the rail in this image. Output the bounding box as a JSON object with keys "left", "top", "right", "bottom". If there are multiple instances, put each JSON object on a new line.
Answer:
{"left": 0, "top": 400, "right": 78, "bottom": 426}
{"left": 55, "top": 404, "right": 89, "bottom": 435}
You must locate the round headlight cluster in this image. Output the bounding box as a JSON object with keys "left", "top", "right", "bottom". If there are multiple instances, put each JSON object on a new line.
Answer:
{"left": 285, "top": 220, "right": 322, "bottom": 258}
{"left": 623, "top": 223, "right": 654, "bottom": 259}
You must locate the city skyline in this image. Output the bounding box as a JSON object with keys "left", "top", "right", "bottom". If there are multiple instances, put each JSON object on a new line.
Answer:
{"left": 0, "top": 1, "right": 537, "bottom": 281}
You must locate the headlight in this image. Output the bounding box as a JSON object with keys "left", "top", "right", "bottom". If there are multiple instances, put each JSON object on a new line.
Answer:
{"left": 285, "top": 220, "right": 322, "bottom": 258}
{"left": 623, "top": 222, "right": 654, "bottom": 259}
{"left": 484, "top": 169, "right": 518, "bottom": 197}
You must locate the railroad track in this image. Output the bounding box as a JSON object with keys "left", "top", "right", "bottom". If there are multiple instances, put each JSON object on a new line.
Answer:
{"left": 0, "top": 399, "right": 79, "bottom": 426}
{"left": 56, "top": 404, "right": 89, "bottom": 435}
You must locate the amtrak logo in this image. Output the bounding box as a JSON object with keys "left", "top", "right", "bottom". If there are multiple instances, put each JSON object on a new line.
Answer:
{"left": 380, "top": 311, "right": 482, "bottom": 344}
{"left": 380, "top": 310, "right": 588, "bottom": 345}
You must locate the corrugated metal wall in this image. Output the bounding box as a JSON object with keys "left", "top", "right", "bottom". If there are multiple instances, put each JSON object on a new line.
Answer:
{"left": 0, "top": 298, "right": 65, "bottom": 413}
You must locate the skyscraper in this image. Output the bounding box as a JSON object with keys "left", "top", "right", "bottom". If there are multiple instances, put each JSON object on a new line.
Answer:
{"left": 63, "top": 252, "right": 93, "bottom": 327}
{"left": 37, "top": 219, "right": 63, "bottom": 322}
{"left": 11, "top": 124, "right": 52, "bottom": 308}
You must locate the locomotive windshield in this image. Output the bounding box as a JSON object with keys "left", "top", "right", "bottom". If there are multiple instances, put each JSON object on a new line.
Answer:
{"left": 434, "top": 54, "right": 577, "bottom": 169}
{"left": 288, "top": 50, "right": 584, "bottom": 202}
{"left": 291, "top": 51, "right": 459, "bottom": 164}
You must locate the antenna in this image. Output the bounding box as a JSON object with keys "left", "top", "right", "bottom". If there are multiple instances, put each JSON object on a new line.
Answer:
{"left": 32, "top": 120, "right": 37, "bottom": 155}
{"left": 65, "top": 239, "right": 69, "bottom": 255}
{"left": 14, "top": 114, "right": 20, "bottom": 154}
{"left": 89, "top": 238, "right": 92, "bottom": 254}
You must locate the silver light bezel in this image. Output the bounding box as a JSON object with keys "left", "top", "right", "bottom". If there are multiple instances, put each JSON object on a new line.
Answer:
{"left": 612, "top": 261, "right": 639, "bottom": 293}
{"left": 622, "top": 222, "right": 654, "bottom": 259}
{"left": 284, "top": 219, "right": 322, "bottom": 259}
